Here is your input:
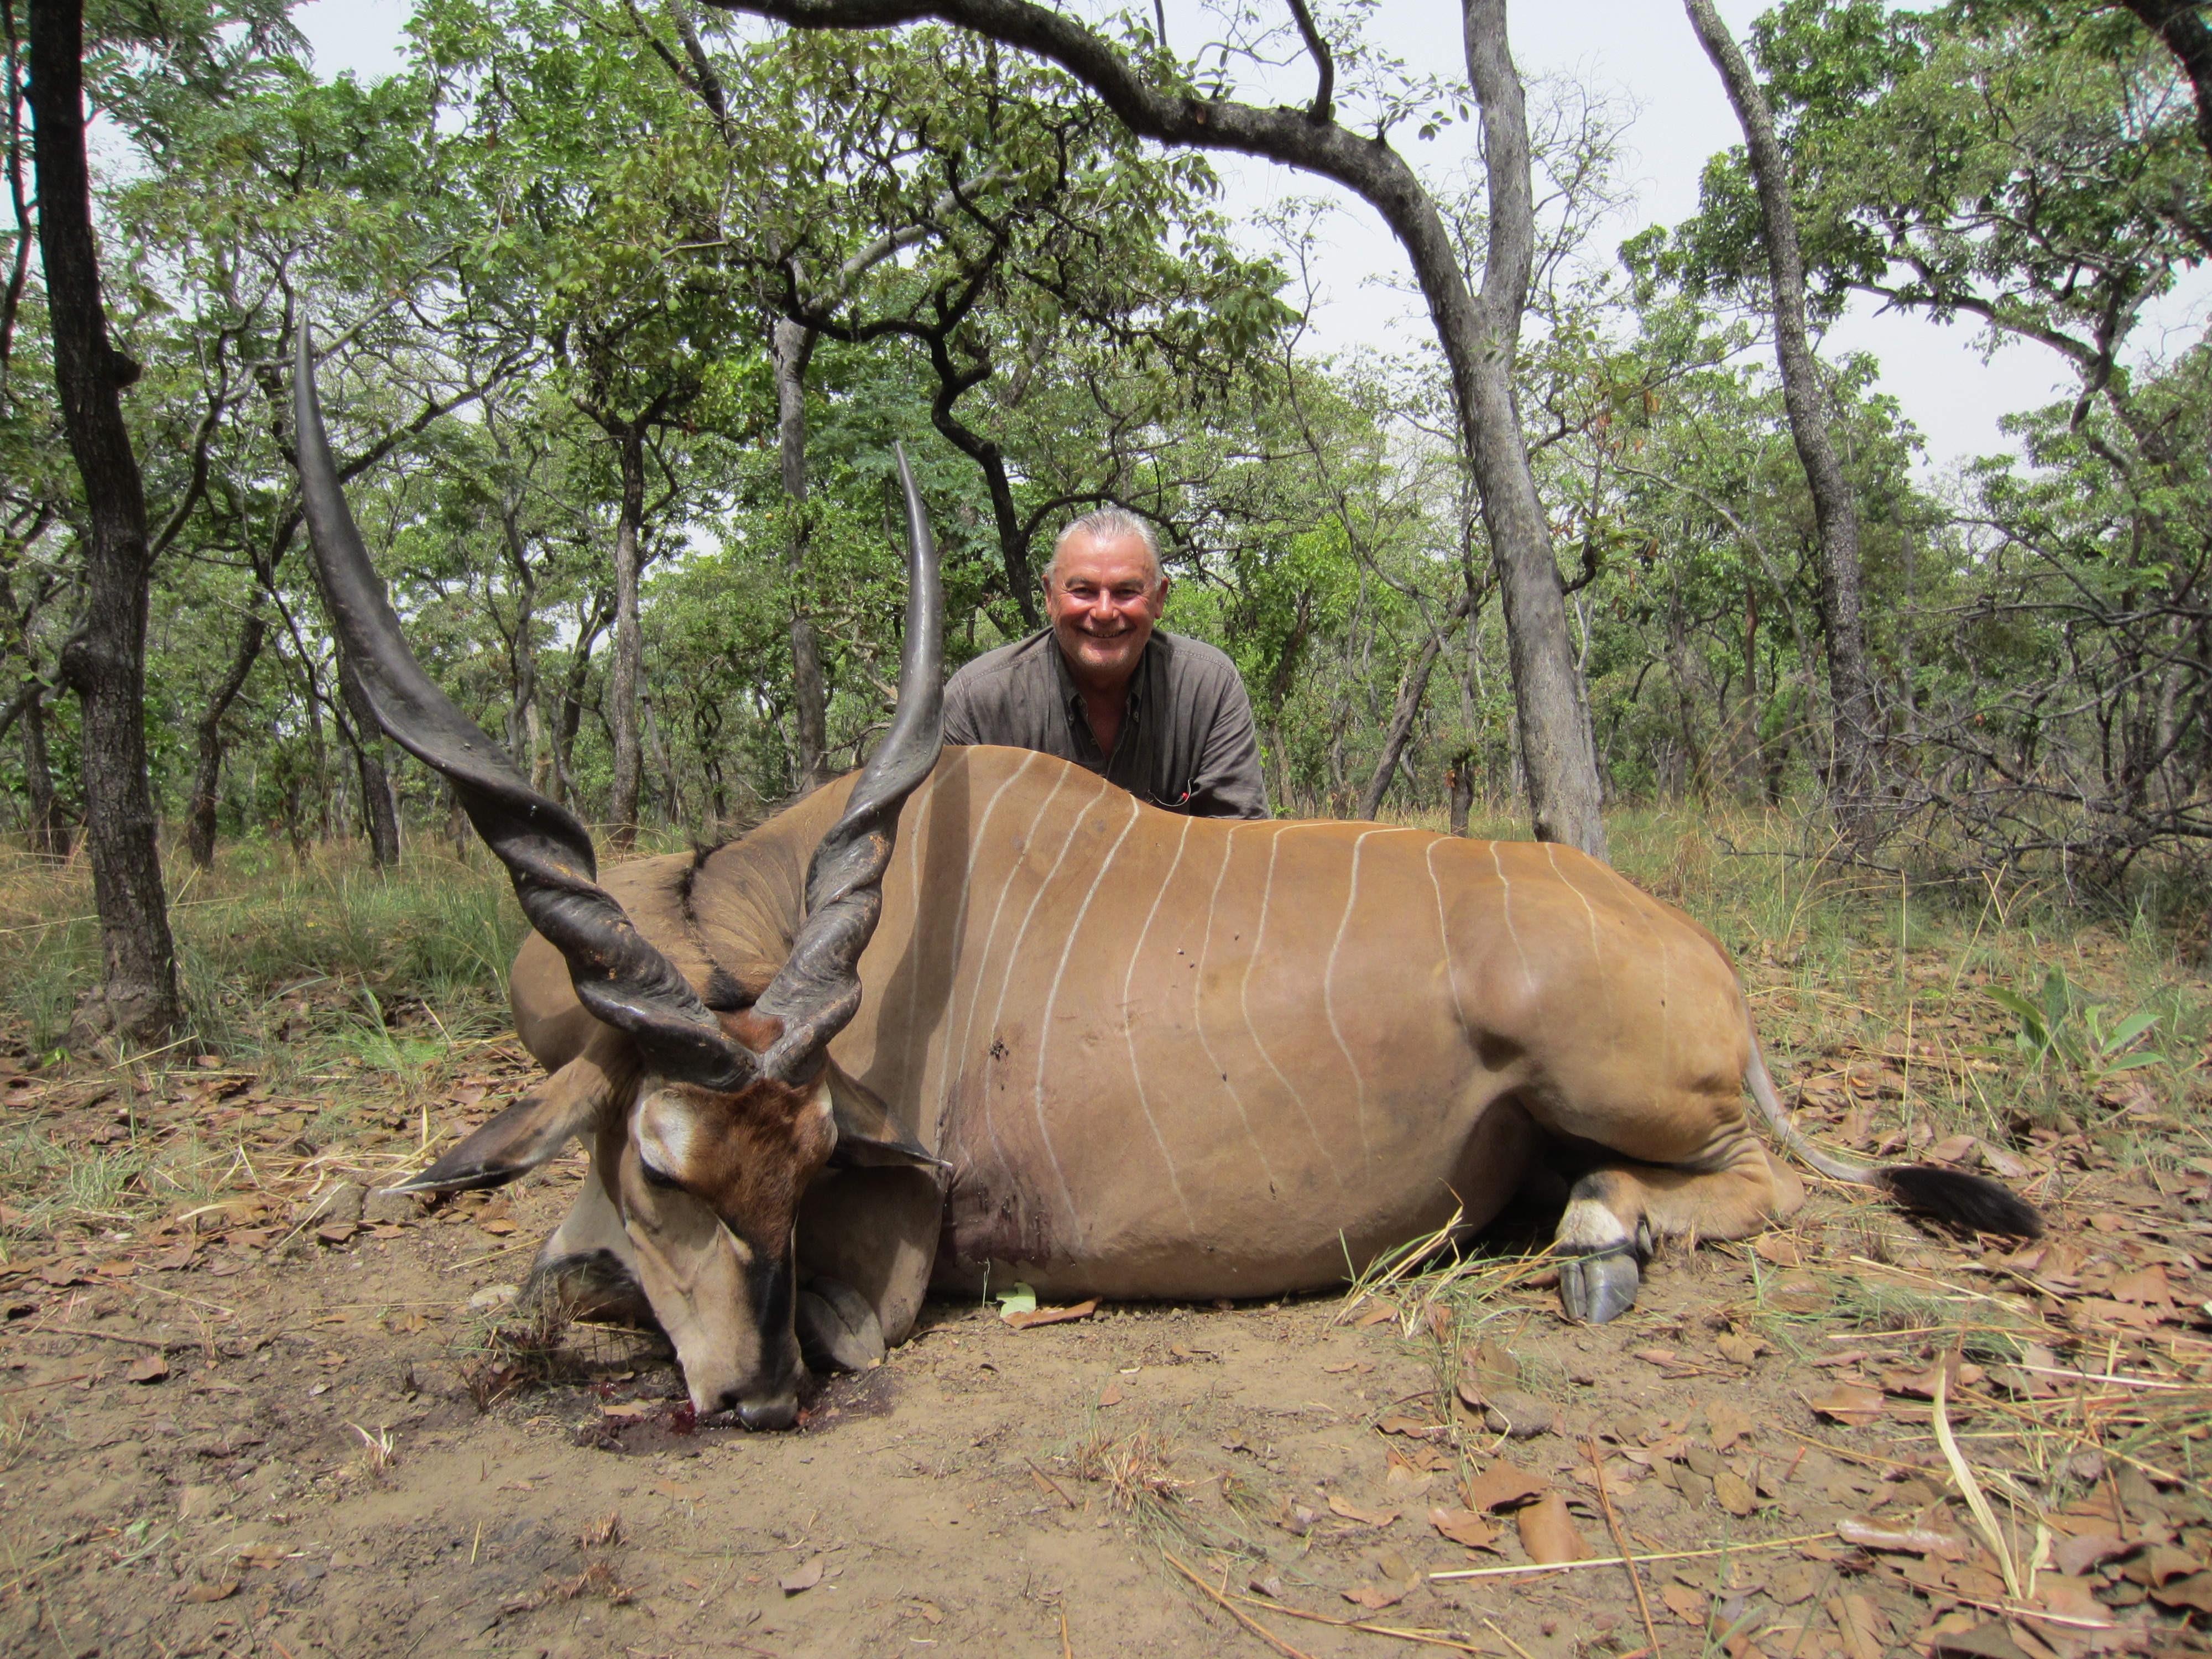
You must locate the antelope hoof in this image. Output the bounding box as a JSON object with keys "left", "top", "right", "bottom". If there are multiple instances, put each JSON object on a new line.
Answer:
{"left": 523, "top": 1249, "right": 654, "bottom": 1328}
{"left": 1559, "top": 1245, "right": 1642, "bottom": 1324}
{"left": 796, "top": 1277, "right": 885, "bottom": 1372}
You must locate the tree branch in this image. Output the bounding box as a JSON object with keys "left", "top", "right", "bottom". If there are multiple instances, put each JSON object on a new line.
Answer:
{"left": 1282, "top": 0, "right": 1333, "bottom": 123}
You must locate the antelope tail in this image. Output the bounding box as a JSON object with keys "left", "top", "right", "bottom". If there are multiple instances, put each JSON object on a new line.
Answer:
{"left": 1745, "top": 1030, "right": 2042, "bottom": 1238}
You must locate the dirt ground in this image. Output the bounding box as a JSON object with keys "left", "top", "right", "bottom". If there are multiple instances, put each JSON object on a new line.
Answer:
{"left": 3, "top": 1050, "right": 2210, "bottom": 1659}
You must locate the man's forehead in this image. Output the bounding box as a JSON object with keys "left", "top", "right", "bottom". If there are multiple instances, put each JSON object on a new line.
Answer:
{"left": 1052, "top": 533, "right": 1159, "bottom": 586}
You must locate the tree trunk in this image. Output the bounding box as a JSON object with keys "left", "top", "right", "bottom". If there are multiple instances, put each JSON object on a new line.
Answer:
{"left": 26, "top": 0, "right": 181, "bottom": 1042}
{"left": 1448, "top": 749, "right": 1474, "bottom": 837}
{"left": 185, "top": 608, "right": 266, "bottom": 868}
{"left": 1459, "top": 0, "right": 1607, "bottom": 858}
{"left": 21, "top": 681, "right": 65, "bottom": 857}
{"left": 555, "top": 597, "right": 612, "bottom": 810}
{"left": 334, "top": 648, "right": 401, "bottom": 868}
{"left": 1684, "top": 0, "right": 1881, "bottom": 850}
{"left": 642, "top": 684, "right": 682, "bottom": 827}
{"left": 1359, "top": 591, "right": 1474, "bottom": 822}
{"left": 772, "top": 317, "right": 832, "bottom": 788}
{"left": 712, "top": 0, "right": 1608, "bottom": 858}
{"left": 930, "top": 394, "right": 1042, "bottom": 630}
{"left": 607, "top": 422, "right": 646, "bottom": 849}
{"left": 2118, "top": 0, "right": 2212, "bottom": 160}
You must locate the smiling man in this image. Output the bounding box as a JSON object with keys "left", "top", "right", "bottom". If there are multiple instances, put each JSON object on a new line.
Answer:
{"left": 942, "top": 509, "right": 1270, "bottom": 818}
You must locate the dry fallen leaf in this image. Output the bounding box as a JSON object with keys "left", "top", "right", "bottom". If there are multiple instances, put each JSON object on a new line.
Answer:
{"left": 1003, "top": 1297, "right": 1098, "bottom": 1329}
{"left": 1837, "top": 1516, "right": 1970, "bottom": 1559}
{"left": 779, "top": 1556, "right": 825, "bottom": 1595}
{"left": 1715, "top": 1330, "right": 1763, "bottom": 1366}
{"left": 1458, "top": 1383, "right": 1558, "bottom": 1438}
{"left": 124, "top": 1353, "right": 170, "bottom": 1384}
{"left": 1428, "top": 1506, "right": 1500, "bottom": 1550}
{"left": 1515, "top": 1491, "right": 1587, "bottom": 1564}
{"left": 181, "top": 1579, "right": 238, "bottom": 1604}
{"left": 2051, "top": 1532, "right": 2134, "bottom": 1577}
{"left": 1383, "top": 1458, "right": 1434, "bottom": 1496}
{"left": 1714, "top": 1470, "right": 1758, "bottom": 1517}
{"left": 1830, "top": 1593, "right": 1890, "bottom": 1659}
{"left": 2034, "top": 1574, "right": 2112, "bottom": 1626}
{"left": 2151, "top": 1572, "right": 2212, "bottom": 1614}
{"left": 1462, "top": 1463, "right": 1549, "bottom": 1513}
{"left": 600, "top": 1400, "right": 658, "bottom": 1420}
{"left": 1706, "top": 1401, "right": 1755, "bottom": 1452}
{"left": 1343, "top": 1582, "right": 1407, "bottom": 1611}
{"left": 1376, "top": 1413, "right": 1445, "bottom": 1437}
{"left": 1661, "top": 1583, "right": 1709, "bottom": 1626}
{"left": 1463, "top": 1340, "right": 1517, "bottom": 1391}
{"left": 1806, "top": 1384, "right": 1885, "bottom": 1426}
{"left": 1097, "top": 1382, "right": 1123, "bottom": 1407}
{"left": 1353, "top": 1305, "right": 1397, "bottom": 1328}
{"left": 1753, "top": 1232, "right": 1802, "bottom": 1267}
{"left": 1769, "top": 1560, "right": 1820, "bottom": 1606}
{"left": 2110, "top": 1264, "right": 2172, "bottom": 1307}
{"left": 1327, "top": 1495, "right": 1399, "bottom": 1527}
{"left": 1767, "top": 1271, "right": 1829, "bottom": 1313}
{"left": 1927, "top": 1623, "right": 2034, "bottom": 1659}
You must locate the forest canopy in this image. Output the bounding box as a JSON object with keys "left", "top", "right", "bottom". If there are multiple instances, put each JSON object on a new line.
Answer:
{"left": 2, "top": 0, "right": 2207, "bottom": 1041}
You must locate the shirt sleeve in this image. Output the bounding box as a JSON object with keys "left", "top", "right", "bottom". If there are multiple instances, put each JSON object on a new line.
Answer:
{"left": 941, "top": 671, "right": 983, "bottom": 747}
{"left": 1185, "top": 667, "right": 1272, "bottom": 820}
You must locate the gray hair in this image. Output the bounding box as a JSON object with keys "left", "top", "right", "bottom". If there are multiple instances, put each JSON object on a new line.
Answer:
{"left": 1046, "top": 508, "right": 1164, "bottom": 589}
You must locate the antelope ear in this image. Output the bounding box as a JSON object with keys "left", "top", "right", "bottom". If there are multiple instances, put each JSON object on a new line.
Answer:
{"left": 823, "top": 1062, "right": 942, "bottom": 1169}
{"left": 388, "top": 1046, "right": 630, "bottom": 1194}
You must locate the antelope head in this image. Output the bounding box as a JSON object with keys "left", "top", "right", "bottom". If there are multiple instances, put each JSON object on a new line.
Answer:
{"left": 293, "top": 324, "right": 943, "bottom": 1427}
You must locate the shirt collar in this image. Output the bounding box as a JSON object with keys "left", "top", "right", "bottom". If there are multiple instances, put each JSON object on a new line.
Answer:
{"left": 1048, "top": 627, "right": 1155, "bottom": 714}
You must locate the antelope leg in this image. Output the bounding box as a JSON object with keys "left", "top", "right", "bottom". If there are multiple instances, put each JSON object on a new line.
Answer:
{"left": 796, "top": 1165, "right": 945, "bottom": 1350}
{"left": 1551, "top": 1133, "right": 1804, "bottom": 1322}
{"left": 796, "top": 1277, "right": 886, "bottom": 1373}
{"left": 521, "top": 1147, "right": 653, "bottom": 1327}
{"left": 1557, "top": 1229, "right": 1649, "bottom": 1325}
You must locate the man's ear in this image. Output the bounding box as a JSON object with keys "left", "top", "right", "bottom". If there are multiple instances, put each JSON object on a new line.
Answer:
{"left": 387, "top": 1046, "right": 630, "bottom": 1194}
{"left": 823, "top": 1062, "right": 943, "bottom": 1169}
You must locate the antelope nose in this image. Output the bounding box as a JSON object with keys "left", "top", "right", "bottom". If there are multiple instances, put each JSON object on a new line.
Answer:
{"left": 736, "top": 1394, "right": 798, "bottom": 1432}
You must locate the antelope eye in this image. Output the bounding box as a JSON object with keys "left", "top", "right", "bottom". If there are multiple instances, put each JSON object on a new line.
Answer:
{"left": 639, "top": 1160, "right": 684, "bottom": 1191}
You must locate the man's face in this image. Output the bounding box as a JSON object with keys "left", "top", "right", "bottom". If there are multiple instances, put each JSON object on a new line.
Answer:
{"left": 1045, "top": 532, "right": 1168, "bottom": 690}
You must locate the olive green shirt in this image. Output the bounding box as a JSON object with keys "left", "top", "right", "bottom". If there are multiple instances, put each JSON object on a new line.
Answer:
{"left": 942, "top": 628, "right": 1270, "bottom": 819}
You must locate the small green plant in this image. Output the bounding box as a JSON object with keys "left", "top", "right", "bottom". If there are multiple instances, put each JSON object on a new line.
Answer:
{"left": 1984, "top": 965, "right": 2165, "bottom": 1083}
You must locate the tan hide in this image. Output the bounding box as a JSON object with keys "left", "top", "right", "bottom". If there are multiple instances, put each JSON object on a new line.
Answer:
{"left": 514, "top": 746, "right": 1762, "bottom": 1302}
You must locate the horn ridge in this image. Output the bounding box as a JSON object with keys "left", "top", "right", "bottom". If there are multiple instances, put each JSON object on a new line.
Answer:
{"left": 291, "top": 319, "right": 753, "bottom": 1093}
{"left": 758, "top": 444, "right": 945, "bottom": 1078}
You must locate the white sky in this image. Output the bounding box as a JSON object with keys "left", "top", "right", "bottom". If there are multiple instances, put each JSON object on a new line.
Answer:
{"left": 293, "top": 0, "right": 2209, "bottom": 472}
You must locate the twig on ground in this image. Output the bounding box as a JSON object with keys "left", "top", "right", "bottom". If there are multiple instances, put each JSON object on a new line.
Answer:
{"left": 1214, "top": 1588, "right": 1496, "bottom": 1655}
{"left": 1432, "top": 1531, "right": 1841, "bottom": 1582}
{"left": 38, "top": 1325, "right": 189, "bottom": 1352}
{"left": 1483, "top": 1616, "right": 1544, "bottom": 1659}
{"left": 1587, "top": 1436, "right": 1662, "bottom": 1659}
{"left": 1165, "top": 1553, "right": 1318, "bottom": 1659}
{"left": 1027, "top": 1457, "right": 1078, "bottom": 1510}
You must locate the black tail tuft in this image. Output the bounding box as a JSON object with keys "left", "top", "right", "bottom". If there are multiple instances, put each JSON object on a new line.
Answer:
{"left": 1874, "top": 1165, "right": 2043, "bottom": 1239}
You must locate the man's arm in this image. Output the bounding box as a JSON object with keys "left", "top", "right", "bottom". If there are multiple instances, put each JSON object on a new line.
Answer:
{"left": 1185, "top": 672, "right": 1271, "bottom": 820}
{"left": 942, "top": 672, "right": 983, "bottom": 747}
